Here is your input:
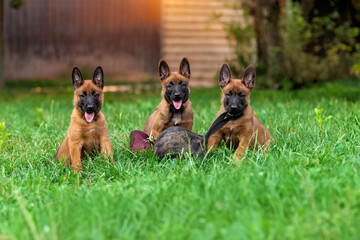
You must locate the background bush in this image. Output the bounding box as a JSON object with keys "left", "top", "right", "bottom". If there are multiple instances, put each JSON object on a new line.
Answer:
{"left": 222, "top": 0, "right": 360, "bottom": 89}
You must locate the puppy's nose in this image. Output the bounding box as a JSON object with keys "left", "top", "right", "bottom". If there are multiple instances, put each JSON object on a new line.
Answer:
{"left": 231, "top": 105, "right": 238, "bottom": 110}
{"left": 86, "top": 105, "right": 94, "bottom": 112}
{"left": 174, "top": 92, "right": 181, "bottom": 97}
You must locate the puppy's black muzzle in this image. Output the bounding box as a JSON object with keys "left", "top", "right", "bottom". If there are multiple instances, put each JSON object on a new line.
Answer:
{"left": 230, "top": 104, "right": 238, "bottom": 111}
{"left": 165, "top": 83, "right": 189, "bottom": 105}
{"left": 79, "top": 95, "right": 99, "bottom": 115}
{"left": 225, "top": 95, "right": 247, "bottom": 116}
{"left": 86, "top": 104, "right": 94, "bottom": 113}
{"left": 173, "top": 92, "right": 181, "bottom": 100}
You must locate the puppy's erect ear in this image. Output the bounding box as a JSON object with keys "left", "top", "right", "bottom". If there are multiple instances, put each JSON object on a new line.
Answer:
{"left": 179, "top": 57, "right": 191, "bottom": 79}
{"left": 159, "top": 59, "right": 170, "bottom": 81}
{"left": 72, "top": 67, "right": 84, "bottom": 89}
{"left": 219, "top": 64, "right": 232, "bottom": 88}
{"left": 92, "top": 66, "right": 104, "bottom": 89}
{"left": 242, "top": 64, "right": 256, "bottom": 89}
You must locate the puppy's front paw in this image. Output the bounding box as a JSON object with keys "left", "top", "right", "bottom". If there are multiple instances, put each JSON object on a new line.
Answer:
{"left": 73, "top": 165, "right": 82, "bottom": 174}
{"left": 232, "top": 151, "right": 244, "bottom": 163}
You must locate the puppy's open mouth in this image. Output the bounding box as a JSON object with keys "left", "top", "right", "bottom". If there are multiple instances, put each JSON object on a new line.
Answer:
{"left": 172, "top": 99, "right": 182, "bottom": 110}
{"left": 84, "top": 112, "right": 95, "bottom": 123}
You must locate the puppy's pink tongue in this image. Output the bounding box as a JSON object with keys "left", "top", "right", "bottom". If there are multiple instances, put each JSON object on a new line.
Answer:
{"left": 85, "top": 112, "right": 95, "bottom": 123}
{"left": 172, "top": 100, "right": 182, "bottom": 110}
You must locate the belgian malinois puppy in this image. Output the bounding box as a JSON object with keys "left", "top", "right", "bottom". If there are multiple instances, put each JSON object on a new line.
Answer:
{"left": 56, "top": 66, "right": 113, "bottom": 173}
{"left": 208, "top": 64, "right": 273, "bottom": 161}
{"left": 144, "top": 58, "right": 193, "bottom": 139}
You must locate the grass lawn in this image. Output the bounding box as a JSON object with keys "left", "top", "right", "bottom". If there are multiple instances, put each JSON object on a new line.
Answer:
{"left": 0, "top": 81, "right": 359, "bottom": 239}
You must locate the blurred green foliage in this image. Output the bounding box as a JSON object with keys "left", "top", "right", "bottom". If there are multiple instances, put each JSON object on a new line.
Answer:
{"left": 10, "top": 0, "right": 25, "bottom": 9}
{"left": 212, "top": 4, "right": 261, "bottom": 79}
{"left": 279, "top": 3, "right": 360, "bottom": 88}
{"left": 223, "top": 5, "right": 257, "bottom": 75}
{"left": 222, "top": 2, "right": 360, "bottom": 89}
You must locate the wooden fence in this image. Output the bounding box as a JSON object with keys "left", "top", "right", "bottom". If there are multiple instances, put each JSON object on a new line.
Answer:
{"left": 4, "top": 0, "right": 243, "bottom": 85}
{"left": 4, "top": 0, "right": 161, "bottom": 81}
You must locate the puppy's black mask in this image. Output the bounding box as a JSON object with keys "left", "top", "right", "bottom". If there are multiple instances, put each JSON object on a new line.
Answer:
{"left": 164, "top": 81, "right": 189, "bottom": 112}
{"left": 223, "top": 91, "right": 248, "bottom": 116}
{"left": 78, "top": 90, "right": 101, "bottom": 116}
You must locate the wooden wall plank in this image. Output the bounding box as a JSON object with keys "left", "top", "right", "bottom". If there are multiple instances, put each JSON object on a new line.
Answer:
{"left": 161, "top": 0, "right": 243, "bottom": 85}
{"left": 4, "top": 0, "right": 243, "bottom": 85}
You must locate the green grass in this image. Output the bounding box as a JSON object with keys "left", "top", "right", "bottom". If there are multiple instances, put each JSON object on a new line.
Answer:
{"left": 0, "top": 81, "right": 359, "bottom": 240}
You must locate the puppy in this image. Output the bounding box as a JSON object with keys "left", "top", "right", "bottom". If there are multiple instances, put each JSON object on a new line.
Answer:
{"left": 144, "top": 58, "right": 194, "bottom": 139}
{"left": 56, "top": 66, "right": 113, "bottom": 173}
{"left": 208, "top": 64, "right": 273, "bottom": 161}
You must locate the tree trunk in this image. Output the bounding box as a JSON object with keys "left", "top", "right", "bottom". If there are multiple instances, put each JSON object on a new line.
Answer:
{"left": 0, "top": 0, "right": 4, "bottom": 89}
{"left": 265, "top": 0, "right": 284, "bottom": 88}
{"left": 254, "top": 0, "right": 268, "bottom": 68}
{"left": 299, "top": 0, "right": 316, "bottom": 21}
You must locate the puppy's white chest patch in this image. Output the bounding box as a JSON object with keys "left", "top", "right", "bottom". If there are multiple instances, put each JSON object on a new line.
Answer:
{"left": 172, "top": 113, "right": 182, "bottom": 125}
{"left": 86, "top": 127, "right": 97, "bottom": 133}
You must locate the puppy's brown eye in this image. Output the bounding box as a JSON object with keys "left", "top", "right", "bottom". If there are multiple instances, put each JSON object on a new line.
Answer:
{"left": 92, "top": 91, "right": 96, "bottom": 95}
{"left": 170, "top": 82, "right": 174, "bottom": 86}
{"left": 179, "top": 81, "right": 183, "bottom": 85}
{"left": 226, "top": 91, "right": 232, "bottom": 96}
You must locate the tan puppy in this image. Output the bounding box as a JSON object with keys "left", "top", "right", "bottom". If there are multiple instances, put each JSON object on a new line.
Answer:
{"left": 144, "top": 58, "right": 194, "bottom": 139}
{"left": 208, "top": 64, "right": 273, "bottom": 161}
{"left": 56, "top": 66, "right": 113, "bottom": 173}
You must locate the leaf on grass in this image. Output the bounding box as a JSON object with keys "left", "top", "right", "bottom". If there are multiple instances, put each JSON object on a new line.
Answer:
{"left": 1, "top": 133, "right": 10, "bottom": 142}
{"left": 0, "top": 122, "right": 5, "bottom": 135}
{"left": 324, "top": 116, "right": 332, "bottom": 122}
